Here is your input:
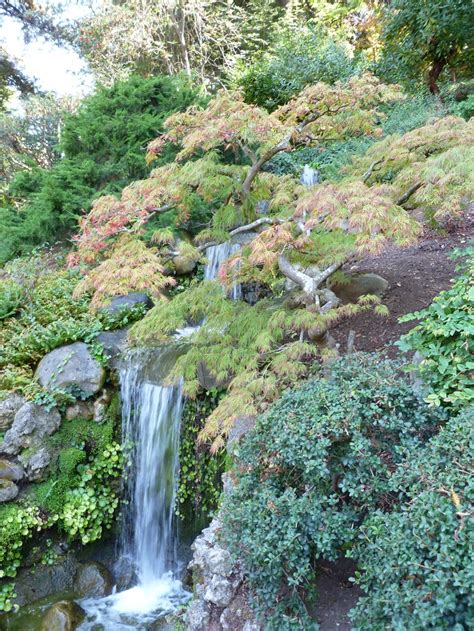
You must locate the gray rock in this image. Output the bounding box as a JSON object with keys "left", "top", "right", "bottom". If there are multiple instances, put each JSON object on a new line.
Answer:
{"left": 103, "top": 292, "right": 153, "bottom": 315}
{"left": 41, "top": 600, "right": 85, "bottom": 631}
{"left": 96, "top": 328, "right": 128, "bottom": 368}
{"left": 21, "top": 447, "right": 52, "bottom": 481}
{"left": 14, "top": 553, "right": 79, "bottom": 606}
{"left": 204, "top": 575, "right": 235, "bottom": 607}
{"left": 0, "top": 402, "right": 61, "bottom": 455}
{"left": 0, "top": 458, "right": 24, "bottom": 481}
{"left": 332, "top": 273, "right": 389, "bottom": 304}
{"left": 74, "top": 561, "right": 113, "bottom": 599}
{"left": 65, "top": 400, "right": 94, "bottom": 421}
{"left": 197, "top": 361, "right": 230, "bottom": 391}
{"left": 187, "top": 515, "right": 261, "bottom": 631}
{"left": 230, "top": 231, "right": 259, "bottom": 246}
{"left": 0, "top": 479, "right": 18, "bottom": 502}
{"left": 0, "top": 394, "right": 26, "bottom": 431}
{"left": 36, "top": 342, "right": 106, "bottom": 396}
{"left": 186, "top": 599, "right": 211, "bottom": 631}
{"left": 227, "top": 417, "right": 255, "bottom": 452}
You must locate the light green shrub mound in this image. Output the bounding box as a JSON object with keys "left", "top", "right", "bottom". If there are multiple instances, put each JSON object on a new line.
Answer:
{"left": 351, "top": 407, "right": 474, "bottom": 630}
{"left": 221, "top": 354, "right": 447, "bottom": 630}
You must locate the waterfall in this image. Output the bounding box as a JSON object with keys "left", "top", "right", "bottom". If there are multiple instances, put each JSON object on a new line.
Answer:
{"left": 300, "top": 164, "right": 320, "bottom": 187}
{"left": 78, "top": 348, "right": 190, "bottom": 630}
{"left": 204, "top": 241, "right": 242, "bottom": 299}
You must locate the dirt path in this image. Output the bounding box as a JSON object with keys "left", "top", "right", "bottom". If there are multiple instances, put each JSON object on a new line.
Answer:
{"left": 332, "top": 224, "right": 473, "bottom": 356}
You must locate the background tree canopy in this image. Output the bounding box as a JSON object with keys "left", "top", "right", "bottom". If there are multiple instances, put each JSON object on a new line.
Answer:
{"left": 0, "top": 74, "right": 198, "bottom": 263}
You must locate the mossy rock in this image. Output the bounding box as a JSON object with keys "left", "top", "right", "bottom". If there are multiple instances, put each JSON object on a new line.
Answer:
{"left": 41, "top": 600, "right": 85, "bottom": 631}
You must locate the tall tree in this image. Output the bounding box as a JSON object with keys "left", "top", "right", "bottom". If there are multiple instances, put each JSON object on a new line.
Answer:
{"left": 0, "top": 1, "right": 72, "bottom": 94}
{"left": 380, "top": 0, "right": 474, "bottom": 94}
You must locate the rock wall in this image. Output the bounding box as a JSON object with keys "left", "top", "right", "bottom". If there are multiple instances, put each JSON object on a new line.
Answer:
{"left": 186, "top": 517, "right": 260, "bottom": 631}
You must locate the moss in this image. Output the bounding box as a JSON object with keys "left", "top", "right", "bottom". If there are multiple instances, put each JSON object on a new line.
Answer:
{"left": 29, "top": 403, "right": 118, "bottom": 516}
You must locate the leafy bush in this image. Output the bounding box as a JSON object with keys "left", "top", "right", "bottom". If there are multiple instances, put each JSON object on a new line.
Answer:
{"left": 399, "top": 247, "right": 474, "bottom": 409}
{"left": 0, "top": 74, "right": 199, "bottom": 263}
{"left": 236, "top": 25, "right": 354, "bottom": 111}
{"left": 221, "top": 354, "right": 446, "bottom": 630}
{"left": 351, "top": 407, "right": 474, "bottom": 630}
{"left": 62, "top": 441, "right": 123, "bottom": 544}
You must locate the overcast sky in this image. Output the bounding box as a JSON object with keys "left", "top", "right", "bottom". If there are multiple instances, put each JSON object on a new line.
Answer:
{"left": 0, "top": 1, "right": 94, "bottom": 99}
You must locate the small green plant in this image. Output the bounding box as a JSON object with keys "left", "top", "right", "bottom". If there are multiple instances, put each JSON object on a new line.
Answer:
{"left": 399, "top": 247, "right": 474, "bottom": 409}
{"left": 0, "top": 503, "right": 47, "bottom": 611}
{"left": 0, "top": 279, "right": 24, "bottom": 320}
{"left": 62, "top": 442, "right": 123, "bottom": 544}
{"left": 221, "top": 354, "right": 447, "bottom": 629}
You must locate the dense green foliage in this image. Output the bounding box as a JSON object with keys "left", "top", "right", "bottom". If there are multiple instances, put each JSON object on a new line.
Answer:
{"left": 399, "top": 247, "right": 474, "bottom": 409}
{"left": 351, "top": 407, "right": 473, "bottom": 630}
{"left": 0, "top": 400, "right": 122, "bottom": 612}
{"left": 222, "top": 355, "right": 447, "bottom": 629}
{"left": 379, "top": 0, "right": 474, "bottom": 93}
{"left": 176, "top": 391, "right": 227, "bottom": 521}
{"left": 0, "top": 251, "right": 146, "bottom": 403}
{"left": 0, "top": 75, "right": 198, "bottom": 263}
{"left": 236, "top": 25, "right": 354, "bottom": 111}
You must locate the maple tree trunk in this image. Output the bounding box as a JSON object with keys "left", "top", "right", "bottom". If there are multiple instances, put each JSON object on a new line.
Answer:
{"left": 428, "top": 56, "right": 446, "bottom": 95}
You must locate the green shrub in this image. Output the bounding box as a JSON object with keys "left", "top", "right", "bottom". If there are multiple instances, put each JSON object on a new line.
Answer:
{"left": 267, "top": 95, "right": 445, "bottom": 180}
{"left": 0, "top": 258, "right": 145, "bottom": 400}
{"left": 222, "top": 354, "right": 446, "bottom": 630}
{"left": 351, "top": 407, "right": 474, "bottom": 630}
{"left": 0, "top": 74, "right": 199, "bottom": 263}
{"left": 399, "top": 247, "right": 474, "bottom": 409}
{"left": 236, "top": 25, "right": 354, "bottom": 111}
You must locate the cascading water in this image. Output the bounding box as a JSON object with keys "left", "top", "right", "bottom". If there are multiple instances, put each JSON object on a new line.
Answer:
{"left": 78, "top": 348, "right": 190, "bottom": 630}
{"left": 300, "top": 164, "right": 320, "bottom": 187}
{"left": 78, "top": 241, "right": 241, "bottom": 629}
{"left": 204, "top": 241, "right": 242, "bottom": 299}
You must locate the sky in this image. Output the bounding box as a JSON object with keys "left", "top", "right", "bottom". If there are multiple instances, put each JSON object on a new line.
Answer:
{"left": 0, "top": 1, "right": 95, "bottom": 100}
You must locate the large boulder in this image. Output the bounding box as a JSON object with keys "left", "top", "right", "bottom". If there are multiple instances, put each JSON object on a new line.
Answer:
{"left": 332, "top": 273, "right": 389, "bottom": 304}
{"left": 14, "top": 553, "right": 79, "bottom": 606}
{"left": 36, "top": 342, "right": 106, "bottom": 396}
{"left": 0, "top": 394, "right": 26, "bottom": 431}
{"left": 173, "top": 254, "right": 197, "bottom": 275}
{"left": 0, "top": 458, "right": 24, "bottom": 481}
{"left": 73, "top": 561, "right": 113, "bottom": 599}
{"left": 41, "top": 600, "right": 85, "bottom": 631}
{"left": 103, "top": 292, "right": 153, "bottom": 315}
{"left": 0, "top": 402, "right": 61, "bottom": 456}
{"left": 0, "top": 479, "right": 18, "bottom": 502}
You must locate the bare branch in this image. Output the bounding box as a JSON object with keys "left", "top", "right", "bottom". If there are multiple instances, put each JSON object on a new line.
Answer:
{"left": 230, "top": 217, "right": 282, "bottom": 236}
{"left": 396, "top": 181, "right": 423, "bottom": 206}
{"left": 363, "top": 159, "right": 384, "bottom": 183}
